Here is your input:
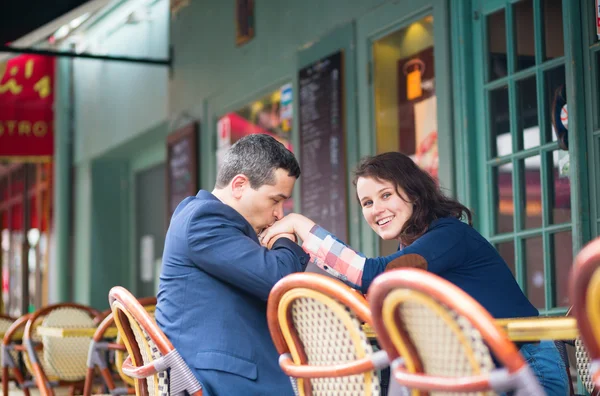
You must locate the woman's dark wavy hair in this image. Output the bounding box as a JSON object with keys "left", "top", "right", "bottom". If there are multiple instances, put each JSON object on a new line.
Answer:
{"left": 353, "top": 152, "right": 472, "bottom": 246}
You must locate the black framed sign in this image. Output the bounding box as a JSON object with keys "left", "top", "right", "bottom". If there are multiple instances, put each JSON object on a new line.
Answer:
{"left": 166, "top": 122, "right": 198, "bottom": 222}
{"left": 298, "top": 51, "right": 348, "bottom": 242}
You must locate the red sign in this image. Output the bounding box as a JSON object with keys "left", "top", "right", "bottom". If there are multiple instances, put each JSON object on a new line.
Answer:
{"left": 0, "top": 55, "right": 55, "bottom": 159}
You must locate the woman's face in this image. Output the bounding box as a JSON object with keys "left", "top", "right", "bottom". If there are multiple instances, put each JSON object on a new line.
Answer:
{"left": 356, "top": 176, "right": 414, "bottom": 240}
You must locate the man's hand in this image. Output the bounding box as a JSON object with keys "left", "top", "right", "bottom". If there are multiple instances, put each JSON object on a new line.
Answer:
{"left": 264, "top": 233, "right": 297, "bottom": 249}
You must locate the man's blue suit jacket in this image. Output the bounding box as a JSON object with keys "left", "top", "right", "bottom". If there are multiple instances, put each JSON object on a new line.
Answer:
{"left": 156, "top": 190, "right": 309, "bottom": 396}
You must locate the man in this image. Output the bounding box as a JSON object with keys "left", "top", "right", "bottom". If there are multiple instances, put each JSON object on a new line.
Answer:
{"left": 156, "top": 134, "right": 308, "bottom": 395}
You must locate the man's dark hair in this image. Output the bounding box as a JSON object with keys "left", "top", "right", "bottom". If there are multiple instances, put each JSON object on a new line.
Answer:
{"left": 216, "top": 134, "right": 301, "bottom": 189}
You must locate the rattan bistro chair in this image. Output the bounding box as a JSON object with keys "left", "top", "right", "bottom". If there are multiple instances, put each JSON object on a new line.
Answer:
{"left": 267, "top": 272, "right": 390, "bottom": 396}
{"left": 23, "top": 303, "right": 101, "bottom": 395}
{"left": 109, "top": 286, "right": 202, "bottom": 396}
{"left": 368, "top": 268, "right": 543, "bottom": 395}
{"left": 1, "top": 313, "right": 32, "bottom": 396}
{"left": 570, "top": 236, "right": 600, "bottom": 392}
{"left": 83, "top": 297, "right": 157, "bottom": 396}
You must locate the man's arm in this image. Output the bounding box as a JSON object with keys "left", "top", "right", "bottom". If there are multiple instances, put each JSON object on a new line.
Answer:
{"left": 187, "top": 207, "right": 309, "bottom": 301}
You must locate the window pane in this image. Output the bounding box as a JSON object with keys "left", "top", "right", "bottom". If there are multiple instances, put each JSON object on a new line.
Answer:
{"left": 372, "top": 16, "right": 438, "bottom": 181}
{"left": 514, "top": 0, "right": 536, "bottom": 71}
{"left": 552, "top": 231, "right": 572, "bottom": 308}
{"left": 543, "top": 0, "right": 564, "bottom": 61}
{"left": 517, "top": 76, "right": 539, "bottom": 150}
{"left": 525, "top": 236, "right": 545, "bottom": 309}
{"left": 487, "top": 8, "right": 508, "bottom": 81}
{"left": 490, "top": 86, "right": 511, "bottom": 157}
{"left": 597, "top": 51, "right": 600, "bottom": 128}
{"left": 544, "top": 65, "right": 566, "bottom": 144}
{"left": 522, "top": 156, "right": 542, "bottom": 229}
{"left": 496, "top": 241, "right": 516, "bottom": 276}
{"left": 548, "top": 150, "right": 571, "bottom": 224}
{"left": 493, "top": 164, "right": 514, "bottom": 234}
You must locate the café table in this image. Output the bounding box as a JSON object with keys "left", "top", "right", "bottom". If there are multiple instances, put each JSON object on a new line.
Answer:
{"left": 362, "top": 316, "right": 579, "bottom": 342}
{"left": 35, "top": 326, "right": 118, "bottom": 338}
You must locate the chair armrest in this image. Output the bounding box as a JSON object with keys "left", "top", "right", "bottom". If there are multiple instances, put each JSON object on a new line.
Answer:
{"left": 278, "top": 350, "right": 388, "bottom": 378}
{"left": 121, "top": 355, "right": 160, "bottom": 379}
{"left": 393, "top": 369, "right": 490, "bottom": 392}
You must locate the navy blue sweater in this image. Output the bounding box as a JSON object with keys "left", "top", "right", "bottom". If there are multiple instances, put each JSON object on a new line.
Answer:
{"left": 362, "top": 217, "right": 538, "bottom": 319}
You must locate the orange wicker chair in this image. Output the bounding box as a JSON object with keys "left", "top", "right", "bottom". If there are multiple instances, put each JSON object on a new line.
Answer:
{"left": 368, "top": 268, "right": 543, "bottom": 395}
{"left": 83, "top": 297, "right": 157, "bottom": 396}
{"left": 1, "top": 313, "right": 33, "bottom": 396}
{"left": 109, "top": 286, "right": 202, "bottom": 396}
{"left": 267, "top": 272, "right": 390, "bottom": 396}
{"left": 570, "top": 236, "right": 600, "bottom": 393}
{"left": 23, "top": 303, "right": 101, "bottom": 395}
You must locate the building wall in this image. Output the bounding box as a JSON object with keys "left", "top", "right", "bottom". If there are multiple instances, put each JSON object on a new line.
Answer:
{"left": 169, "top": 0, "right": 386, "bottom": 117}
{"left": 59, "top": 0, "right": 170, "bottom": 306}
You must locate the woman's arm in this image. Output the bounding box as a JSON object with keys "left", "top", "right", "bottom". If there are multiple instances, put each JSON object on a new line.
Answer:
{"left": 261, "top": 214, "right": 389, "bottom": 293}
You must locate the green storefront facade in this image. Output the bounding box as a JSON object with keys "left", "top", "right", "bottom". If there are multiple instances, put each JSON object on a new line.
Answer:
{"left": 53, "top": 0, "right": 599, "bottom": 321}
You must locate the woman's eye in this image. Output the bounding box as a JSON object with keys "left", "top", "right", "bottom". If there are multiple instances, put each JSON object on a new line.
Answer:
{"left": 382, "top": 193, "right": 391, "bottom": 199}
{"left": 362, "top": 201, "right": 372, "bottom": 207}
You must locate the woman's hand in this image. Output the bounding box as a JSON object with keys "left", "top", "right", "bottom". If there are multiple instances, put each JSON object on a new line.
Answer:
{"left": 260, "top": 213, "right": 315, "bottom": 248}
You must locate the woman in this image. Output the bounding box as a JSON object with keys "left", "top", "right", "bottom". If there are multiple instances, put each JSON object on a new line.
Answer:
{"left": 260, "top": 152, "right": 569, "bottom": 395}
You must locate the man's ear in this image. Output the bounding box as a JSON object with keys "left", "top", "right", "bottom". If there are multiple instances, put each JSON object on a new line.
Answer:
{"left": 231, "top": 174, "right": 249, "bottom": 199}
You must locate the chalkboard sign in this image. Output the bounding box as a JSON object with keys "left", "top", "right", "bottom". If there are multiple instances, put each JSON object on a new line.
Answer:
{"left": 166, "top": 122, "right": 198, "bottom": 222}
{"left": 299, "top": 51, "right": 348, "bottom": 242}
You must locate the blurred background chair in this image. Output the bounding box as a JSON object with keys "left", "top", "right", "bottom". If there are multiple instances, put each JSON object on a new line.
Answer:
{"left": 2, "top": 313, "right": 33, "bottom": 396}
{"left": 23, "top": 303, "right": 100, "bottom": 395}
{"left": 570, "top": 236, "right": 600, "bottom": 394}
{"left": 109, "top": 286, "right": 202, "bottom": 396}
{"left": 84, "top": 296, "right": 157, "bottom": 396}
{"left": 267, "top": 272, "right": 389, "bottom": 396}
{"left": 368, "top": 268, "right": 543, "bottom": 395}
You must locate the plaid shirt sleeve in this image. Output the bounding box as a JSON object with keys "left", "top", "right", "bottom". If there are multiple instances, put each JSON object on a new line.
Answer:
{"left": 301, "top": 225, "right": 366, "bottom": 288}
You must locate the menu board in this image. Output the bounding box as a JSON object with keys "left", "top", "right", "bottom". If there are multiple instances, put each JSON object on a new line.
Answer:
{"left": 299, "top": 51, "right": 348, "bottom": 242}
{"left": 166, "top": 122, "right": 198, "bottom": 222}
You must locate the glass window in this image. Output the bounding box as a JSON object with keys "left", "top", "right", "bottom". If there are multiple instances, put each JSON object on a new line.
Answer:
{"left": 493, "top": 164, "right": 514, "bottom": 234}
{"left": 522, "top": 155, "right": 542, "bottom": 229}
{"left": 552, "top": 231, "right": 572, "bottom": 307}
{"left": 479, "top": 2, "right": 572, "bottom": 314}
{"left": 490, "top": 86, "right": 511, "bottom": 157}
{"left": 496, "top": 240, "right": 516, "bottom": 275}
{"left": 543, "top": 0, "right": 564, "bottom": 61}
{"left": 514, "top": 0, "right": 536, "bottom": 71}
{"left": 487, "top": 9, "right": 508, "bottom": 81}
{"left": 217, "top": 83, "right": 294, "bottom": 213}
{"left": 525, "top": 236, "right": 545, "bottom": 309}
{"left": 373, "top": 15, "right": 437, "bottom": 178}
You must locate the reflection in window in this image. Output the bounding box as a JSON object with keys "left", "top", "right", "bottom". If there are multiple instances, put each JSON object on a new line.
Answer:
{"left": 490, "top": 86, "right": 510, "bottom": 157}
{"left": 522, "top": 156, "right": 542, "bottom": 229}
{"left": 493, "top": 164, "right": 514, "bottom": 234}
{"left": 549, "top": 150, "right": 571, "bottom": 224}
{"left": 496, "top": 241, "right": 516, "bottom": 276}
{"left": 552, "top": 231, "right": 572, "bottom": 307}
{"left": 487, "top": 8, "right": 508, "bottom": 81}
{"left": 517, "top": 77, "right": 538, "bottom": 150}
{"left": 544, "top": 66, "right": 566, "bottom": 144}
{"left": 525, "top": 236, "right": 545, "bottom": 309}
{"left": 514, "top": 0, "right": 536, "bottom": 71}
{"left": 543, "top": 0, "right": 564, "bottom": 61}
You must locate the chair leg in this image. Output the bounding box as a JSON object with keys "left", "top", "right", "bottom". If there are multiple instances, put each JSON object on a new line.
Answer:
{"left": 2, "top": 366, "right": 9, "bottom": 396}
